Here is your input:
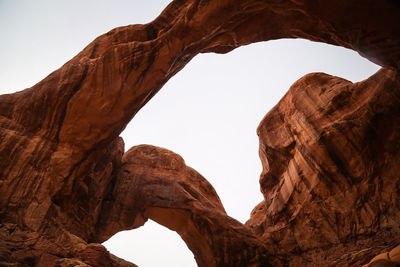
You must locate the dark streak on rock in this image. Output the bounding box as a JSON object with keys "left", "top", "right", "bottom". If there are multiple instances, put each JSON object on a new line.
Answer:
{"left": 55, "top": 63, "right": 90, "bottom": 143}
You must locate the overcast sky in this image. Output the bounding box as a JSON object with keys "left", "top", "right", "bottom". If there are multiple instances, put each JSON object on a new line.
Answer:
{"left": 0, "top": 1, "right": 380, "bottom": 266}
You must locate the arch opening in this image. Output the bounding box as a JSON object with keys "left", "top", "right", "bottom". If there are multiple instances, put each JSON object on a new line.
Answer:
{"left": 103, "top": 220, "right": 197, "bottom": 267}
{"left": 120, "top": 38, "right": 380, "bottom": 223}
{"left": 103, "top": 38, "right": 379, "bottom": 266}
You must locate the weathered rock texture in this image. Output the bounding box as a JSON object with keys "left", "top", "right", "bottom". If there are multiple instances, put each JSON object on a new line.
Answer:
{"left": 247, "top": 68, "right": 400, "bottom": 266}
{"left": 363, "top": 245, "right": 400, "bottom": 267}
{"left": 95, "top": 145, "right": 271, "bottom": 266}
{"left": 0, "top": 0, "right": 399, "bottom": 266}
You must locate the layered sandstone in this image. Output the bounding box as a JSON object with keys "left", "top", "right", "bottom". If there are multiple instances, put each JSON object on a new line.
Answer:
{"left": 247, "top": 68, "right": 400, "bottom": 266}
{"left": 1, "top": 0, "right": 399, "bottom": 266}
{"left": 95, "top": 145, "right": 271, "bottom": 266}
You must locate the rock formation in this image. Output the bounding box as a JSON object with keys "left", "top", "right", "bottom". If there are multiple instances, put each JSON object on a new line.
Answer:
{"left": 248, "top": 68, "right": 400, "bottom": 266}
{"left": 94, "top": 145, "right": 271, "bottom": 267}
{"left": 0, "top": 0, "right": 399, "bottom": 266}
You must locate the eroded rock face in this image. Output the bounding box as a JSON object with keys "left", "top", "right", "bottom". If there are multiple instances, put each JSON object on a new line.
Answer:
{"left": 247, "top": 68, "right": 400, "bottom": 266}
{"left": 95, "top": 145, "right": 271, "bottom": 267}
{"left": 0, "top": 0, "right": 399, "bottom": 266}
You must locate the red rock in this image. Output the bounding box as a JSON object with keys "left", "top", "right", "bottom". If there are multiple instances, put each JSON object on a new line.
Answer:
{"left": 364, "top": 245, "right": 400, "bottom": 266}
{"left": 247, "top": 68, "right": 400, "bottom": 265}
{"left": 95, "top": 145, "right": 271, "bottom": 266}
{"left": 0, "top": 0, "right": 399, "bottom": 266}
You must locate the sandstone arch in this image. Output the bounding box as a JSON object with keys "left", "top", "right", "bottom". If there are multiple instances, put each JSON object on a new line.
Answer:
{"left": 1, "top": 0, "right": 399, "bottom": 266}
{"left": 95, "top": 145, "right": 271, "bottom": 267}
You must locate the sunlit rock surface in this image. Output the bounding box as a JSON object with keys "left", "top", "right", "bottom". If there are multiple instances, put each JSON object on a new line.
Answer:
{"left": 0, "top": 0, "right": 399, "bottom": 266}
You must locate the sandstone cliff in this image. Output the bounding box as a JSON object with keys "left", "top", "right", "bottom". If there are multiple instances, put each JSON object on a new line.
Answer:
{"left": 248, "top": 68, "right": 400, "bottom": 266}
{"left": 1, "top": 0, "right": 399, "bottom": 266}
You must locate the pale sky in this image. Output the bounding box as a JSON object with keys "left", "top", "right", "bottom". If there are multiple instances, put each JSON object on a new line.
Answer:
{"left": 0, "top": 1, "right": 380, "bottom": 266}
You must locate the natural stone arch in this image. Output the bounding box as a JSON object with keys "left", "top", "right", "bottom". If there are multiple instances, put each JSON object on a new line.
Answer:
{"left": 0, "top": 0, "right": 399, "bottom": 266}
{"left": 94, "top": 145, "right": 271, "bottom": 267}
